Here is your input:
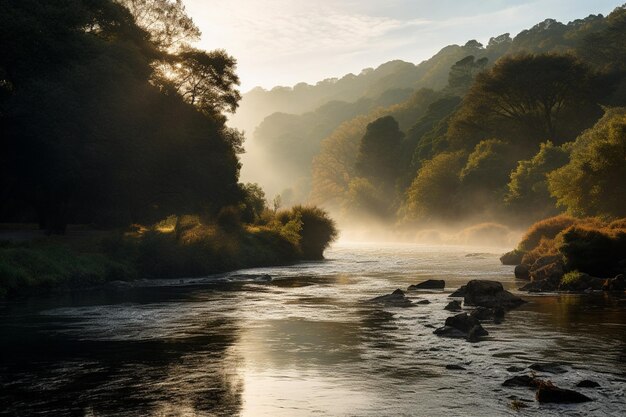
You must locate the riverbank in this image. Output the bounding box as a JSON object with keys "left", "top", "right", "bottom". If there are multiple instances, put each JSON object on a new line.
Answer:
{"left": 0, "top": 208, "right": 338, "bottom": 299}
{"left": 500, "top": 215, "right": 626, "bottom": 293}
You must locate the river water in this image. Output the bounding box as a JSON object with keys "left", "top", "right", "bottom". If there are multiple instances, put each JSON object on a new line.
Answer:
{"left": 1, "top": 242, "right": 625, "bottom": 416}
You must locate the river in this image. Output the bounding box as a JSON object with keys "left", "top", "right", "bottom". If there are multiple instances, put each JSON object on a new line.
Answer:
{"left": 1, "top": 242, "right": 625, "bottom": 416}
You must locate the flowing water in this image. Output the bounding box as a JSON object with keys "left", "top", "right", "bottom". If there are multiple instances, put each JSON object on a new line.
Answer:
{"left": 1, "top": 242, "right": 625, "bottom": 416}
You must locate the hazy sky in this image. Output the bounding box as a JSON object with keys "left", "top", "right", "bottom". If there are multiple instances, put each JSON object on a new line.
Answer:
{"left": 185, "top": 0, "right": 622, "bottom": 92}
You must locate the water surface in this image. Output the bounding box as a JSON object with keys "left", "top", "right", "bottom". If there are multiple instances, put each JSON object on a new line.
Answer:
{"left": 1, "top": 243, "right": 625, "bottom": 416}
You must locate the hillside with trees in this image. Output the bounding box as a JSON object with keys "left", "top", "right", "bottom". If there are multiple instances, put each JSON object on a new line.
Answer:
{"left": 303, "top": 5, "right": 626, "bottom": 230}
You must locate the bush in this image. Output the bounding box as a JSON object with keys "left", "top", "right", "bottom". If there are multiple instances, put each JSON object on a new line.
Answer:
{"left": 517, "top": 215, "right": 578, "bottom": 252}
{"left": 277, "top": 205, "right": 338, "bottom": 260}
{"left": 559, "top": 226, "right": 626, "bottom": 277}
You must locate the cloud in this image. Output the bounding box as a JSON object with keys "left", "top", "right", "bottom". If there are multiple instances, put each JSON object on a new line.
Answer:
{"left": 184, "top": 0, "right": 620, "bottom": 90}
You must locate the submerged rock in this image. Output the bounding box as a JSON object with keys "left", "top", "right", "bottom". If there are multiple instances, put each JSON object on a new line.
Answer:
{"left": 503, "top": 375, "right": 540, "bottom": 388}
{"left": 536, "top": 386, "right": 592, "bottom": 403}
{"left": 528, "top": 362, "right": 568, "bottom": 374}
{"left": 449, "top": 285, "right": 466, "bottom": 297}
{"left": 408, "top": 279, "right": 445, "bottom": 290}
{"left": 444, "top": 300, "right": 462, "bottom": 311}
{"left": 445, "top": 364, "right": 466, "bottom": 370}
{"left": 506, "top": 366, "right": 526, "bottom": 373}
{"left": 416, "top": 299, "right": 431, "bottom": 305}
{"left": 576, "top": 380, "right": 600, "bottom": 388}
{"left": 368, "top": 289, "right": 412, "bottom": 307}
{"left": 463, "top": 280, "right": 525, "bottom": 310}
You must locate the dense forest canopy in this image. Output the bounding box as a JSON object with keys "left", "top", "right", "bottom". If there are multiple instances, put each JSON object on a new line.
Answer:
{"left": 0, "top": 0, "right": 249, "bottom": 233}
{"left": 234, "top": 4, "right": 626, "bottom": 231}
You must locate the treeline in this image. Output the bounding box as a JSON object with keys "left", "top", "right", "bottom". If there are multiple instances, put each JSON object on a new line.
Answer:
{"left": 0, "top": 0, "right": 247, "bottom": 233}
{"left": 310, "top": 5, "right": 626, "bottom": 227}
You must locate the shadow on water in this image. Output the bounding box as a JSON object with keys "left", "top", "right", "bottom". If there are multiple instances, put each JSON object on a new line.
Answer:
{"left": 0, "top": 288, "right": 244, "bottom": 417}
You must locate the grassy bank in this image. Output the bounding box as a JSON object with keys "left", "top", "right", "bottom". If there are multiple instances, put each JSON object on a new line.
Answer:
{"left": 0, "top": 207, "right": 338, "bottom": 299}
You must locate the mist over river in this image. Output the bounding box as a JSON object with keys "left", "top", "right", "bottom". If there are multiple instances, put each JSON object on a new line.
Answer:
{"left": 1, "top": 242, "right": 625, "bottom": 416}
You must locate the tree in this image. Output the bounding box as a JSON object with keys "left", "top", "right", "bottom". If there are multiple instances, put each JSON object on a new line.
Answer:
{"left": 448, "top": 53, "right": 604, "bottom": 149}
{"left": 548, "top": 107, "right": 626, "bottom": 218}
{"left": 0, "top": 0, "right": 243, "bottom": 233}
{"left": 117, "top": 0, "right": 200, "bottom": 50}
{"left": 447, "top": 55, "right": 488, "bottom": 94}
{"left": 156, "top": 48, "right": 241, "bottom": 115}
{"left": 403, "top": 151, "right": 466, "bottom": 223}
{"left": 355, "top": 116, "right": 404, "bottom": 185}
{"left": 505, "top": 141, "right": 569, "bottom": 221}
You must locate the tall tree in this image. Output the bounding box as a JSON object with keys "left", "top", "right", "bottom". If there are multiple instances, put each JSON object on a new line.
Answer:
{"left": 448, "top": 53, "right": 604, "bottom": 149}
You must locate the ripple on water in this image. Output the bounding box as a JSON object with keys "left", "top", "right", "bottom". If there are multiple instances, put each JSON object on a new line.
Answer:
{"left": 1, "top": 242, "right": 625, "bottom": 416}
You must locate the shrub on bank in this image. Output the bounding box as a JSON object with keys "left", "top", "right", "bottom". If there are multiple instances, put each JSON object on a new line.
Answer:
{"left": 508, "top": 215, "right": 626, "bottom": 278}
{"left": 0, "top": 206, "right": 339, "bottom": 298}
{"left": 0, "top": 244, "right": 134, "bottom": 298}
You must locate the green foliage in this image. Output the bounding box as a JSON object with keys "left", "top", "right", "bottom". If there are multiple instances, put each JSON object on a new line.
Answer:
{"left": 240, "top": 183, "right": 267, "bottom": 223}
{"left": 559, "top": 225, "right": 626, "bottom": 277}
{"left": 403, "top": 151, "right": 466, "bottom": 223}
{"left": 448, "top": 53, "right": 603, "bottom": 149}
{"left": 548, "top": 108, "right": 626, "bottom": 218}
{"left": 355, "top": 116, "right": 404, "bottom": 185}
{"left": 342, "top": 178, "right": 391, "bottom": 220}
{"left": 506, "top": 141, "right": 570, "bottom": 221}
{"left": 0, "top": 244, "right": 134, "bottom": 298}
{"left": 560, "top": 270, "right": 585, "bottom": 286}
{"left": 0, "top": 0, "right": 242, "bottom": 233}
{"left": 277, "top": 206, "right": 338, "bottom": 259}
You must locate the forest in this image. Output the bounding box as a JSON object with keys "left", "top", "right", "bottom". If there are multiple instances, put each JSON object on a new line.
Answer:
{"left": 239, "top": 7, "right": 626, "bottom": 237}
{"left": 0, "top": 0, "right": 337, "bottom": 297}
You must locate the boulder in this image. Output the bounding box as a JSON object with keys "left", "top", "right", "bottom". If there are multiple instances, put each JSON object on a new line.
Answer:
{"left": 514, "top": 264, "right": 530, "bottom": 280}
{"left": 530, "top": 257, "right": 565, "bottom": 282}
{"left": 500, "top": 249, "right": 524, "bottom": 265}
{"left": 463, "top": 280, "right": 526, "bottom": 310}
{"left": 470, "top": 306, "right": 505, "bottom": 321}
{"left": 445, "top": 313, "right": 488, "bottom": 336}
{"left": 576, "top": 380, "right": 600, "bottom": 388}
{"left": 434, "top": 312, "right": 488, "bottom": 340}
{"left": 444, "top": 300, "right": 462, "bottom": 311}
{"left": 416, "top": 299, "right": 431, "bottom": 305}
{"left": 519, "top": 277, "right": 559, "bottom": 292}
{"left": 503, "top": 375, "right": 540, "bottom": 388}
{"left": 448, "top": 285, "right": 466, "bottom": 297}
{"left": 603, "top": 274, "right": 625, "bottom": 292}
{"left": 433, "top": 326, "right": 466, "bottom": 338}
{"left": 536, "top": 386, "right": 592, "bottom": 403}
{"left": 408, "top": 279, "right": 445, "bottom": 290}
{"left": 368, "top": 289, "right": 412, "bottom": 307}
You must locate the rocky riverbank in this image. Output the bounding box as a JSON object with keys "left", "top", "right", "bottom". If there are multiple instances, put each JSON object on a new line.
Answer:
{"left": 500, "top": 215, "right": 626, "bottom": 294}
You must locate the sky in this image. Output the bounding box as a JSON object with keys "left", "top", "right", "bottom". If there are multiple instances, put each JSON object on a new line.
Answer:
{"left": 185, "top": 0, "right": 622, "bottom": 92}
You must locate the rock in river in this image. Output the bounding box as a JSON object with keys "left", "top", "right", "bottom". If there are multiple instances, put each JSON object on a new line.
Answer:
{"left": 463, "top": 280, "right": 525, "bottom": 310}
{"left": 408, "top": 279, "right": 445, "bottom": 290}
{"left": 444, "top": 300, "right": 462, "bottom": 311}
{"left": 434, "top": 313, "right": 488, "bottom": 341}
{"left": 536, "top": 385, "right": 592, "bottom": 403}
{"left": 368, "top": 289, "right": 412, "bottom": 307}
{"left": 528, "top": 362, "right": 568, "bottom": 374}
{"left": 576, "top": 380, "right": 600, "bottom": 388}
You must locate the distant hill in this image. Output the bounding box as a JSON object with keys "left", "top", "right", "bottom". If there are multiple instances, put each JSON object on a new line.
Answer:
{"left": 233, "top": 13, "right": 609, "bottom": 201}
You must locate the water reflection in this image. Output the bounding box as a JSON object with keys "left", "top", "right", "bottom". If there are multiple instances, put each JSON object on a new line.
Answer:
{"left": 1, "top": 243, "right": 625, "bottom": 416}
